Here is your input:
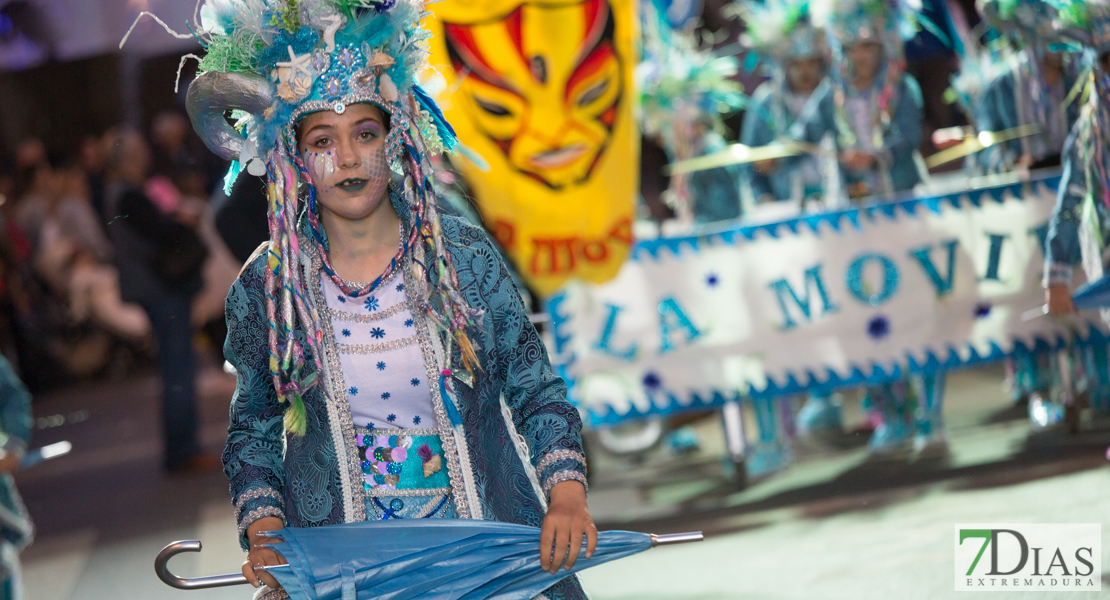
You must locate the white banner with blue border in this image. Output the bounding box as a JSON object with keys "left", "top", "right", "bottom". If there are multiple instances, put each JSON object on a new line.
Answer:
{"left": 547, "top": 172, "right": 1110, "bottom": 427}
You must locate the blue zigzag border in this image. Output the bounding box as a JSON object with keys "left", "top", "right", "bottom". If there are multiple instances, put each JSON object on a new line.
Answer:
{"left": 630, "top": 173, "right": 1061, "bottom": 262}
{"left": 547, "top": 173, "right": 1078, "bottom": 428}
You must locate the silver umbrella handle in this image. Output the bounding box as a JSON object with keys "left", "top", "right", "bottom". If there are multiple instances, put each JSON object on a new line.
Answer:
{"left": 155, "top": 540, "right": 250, "bottom": 589}
{"left": 650, "top": 532, "right": 704, "bottom": 546}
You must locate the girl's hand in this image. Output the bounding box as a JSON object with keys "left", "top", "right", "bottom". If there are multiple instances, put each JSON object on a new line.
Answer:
{"left": 1046, "top": 283, "right": 1076, "bottom": 316}
{"left": 539, "top": 481, "right": 598, "bottom": 574}
{"left": 0, "top": 452, "right": 20, "bottom": 474}
{"left": 242, "top": 517, "right": 287, "bottom": 589}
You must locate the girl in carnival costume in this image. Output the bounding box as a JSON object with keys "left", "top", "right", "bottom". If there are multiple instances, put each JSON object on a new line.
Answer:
{"left": 733, "top": 0, "right": 849, "bottom": 447}
{"left": 129, "top": 1, "right": 595, "bottom": 597}
{"left": 821, "top": 0, "right": 926, "bottom": 200}
{"left": 968, "top": 0, "right": 1079, "bottom": 424}
{"left": 819, "top": 0, "right": 948, "bottom": 456}
{"left": 736, "top": 0, "right": 833, "bottom": 209}
{"left": 1043, "top": 0, "right": 1110, "bottom": 417}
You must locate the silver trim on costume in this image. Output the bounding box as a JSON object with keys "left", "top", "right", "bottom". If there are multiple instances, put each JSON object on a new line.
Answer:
{"left": 364, "top": 486, "right": 452, "bottom": 498}
{"left": 500, "top": 396, "right": 548, "bottom": 511}
{"left": 324, "top": 301, "right": 408, "bottom": 323}
{"left": 405, "top": 257, "right": 477, "bottom": 520}
{"left": 238, "top": 506, "right": 285, "bottom": 540}
{"left": 542, "top": 471, "right": 589, "bottom": 497}
{"left": 233, "top": 487, "right": 285, "bottom": 521}
{"left": 307, "top": 250, "right": 367, "bottom": 523}
{"left": 536, "top": 449, "right": 587, "bottom": 474}
{"left": 336, "top": 335, "right": 418, "bottom": 354}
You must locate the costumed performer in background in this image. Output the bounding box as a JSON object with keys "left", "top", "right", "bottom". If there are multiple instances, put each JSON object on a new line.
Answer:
{"left": 1044, "top": 0, "right": 1110, "bottom": 417}
{"left": 821, "top": 0, "right": 948, "bottom": 456}
{"left": 737, "top": 0, "right": 833, "bottom": 210}
{"left": 639, "top": 0, "right": 747, "bottom": 223}
{"left": 974, "top": 0, "right": 1079, "bottom": 423}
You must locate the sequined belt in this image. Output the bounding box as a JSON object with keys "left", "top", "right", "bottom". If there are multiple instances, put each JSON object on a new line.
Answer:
{"left": 356, "top": 427, "right": 451, "bottom": 496}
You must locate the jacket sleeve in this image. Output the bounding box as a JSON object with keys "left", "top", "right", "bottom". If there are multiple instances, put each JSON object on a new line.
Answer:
{"left": 0, "top": 356, "right": 32, "bottom": 457}
{"left": 1045, "top": 131, "right": 1084, "bottom": 286}
{"left": 882, "top": 76, "right": 924, "bottom": 160}
{"left": 221, "top": 257, "right": 288, "bottom": 549}
{"left": 975, "top": 75, "right": 1003, "bottom": 172}
{"left": 473, "top": 233, "right": 588, "bottom": 500}
{"left": 739, "top": 87, "right": 778, "bottom": 205}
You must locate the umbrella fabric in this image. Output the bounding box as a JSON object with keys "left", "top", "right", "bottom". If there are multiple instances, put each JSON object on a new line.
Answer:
{"left": 264, "top": 519, "right": 652, "bottom": 600}
{"left": 1071, "top": 273, "right": 1110, "bottom": 311}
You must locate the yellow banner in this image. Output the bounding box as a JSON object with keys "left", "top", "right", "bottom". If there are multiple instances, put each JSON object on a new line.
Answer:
{"left": 425, "top": 0, "right": 639, "bottom": 296}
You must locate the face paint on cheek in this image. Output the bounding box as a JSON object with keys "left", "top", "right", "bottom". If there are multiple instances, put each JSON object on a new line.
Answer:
{"left": 306, "top": 151, "right": 338, "bottom": 183}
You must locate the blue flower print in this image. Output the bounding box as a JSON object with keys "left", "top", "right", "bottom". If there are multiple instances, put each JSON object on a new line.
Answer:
{"left": 396, "top": 283, "right": 404, "bottom": 292}
{"left": 404, "top": 318, "right": 414, "bottom": 328}
{"left": 387, "top": 414, "right": 397, "bottom": 423}
{"left": 341, "top": 328, "right": 351, "bottom": 337}
{"left": 367, "top": 422, "right": 375, "bottom": 430}
{"left": 410, "top": 378, "right": 420, "bottom": 387}
{"left": 337, "top": 295, "right": 347, "bottom": 303}
{"left": 413, "top": 416, "right": 422, "bottom": 425}
{"left": 370, "top": 327, "right": 386, "bottom": 339}
{"left": 377, "top": 361, "right": 386, "bottom": 370}
{"left": 364, "top": 296, "right": 380, "bottom": 312}
{"left": 381, "top": 392, "right": 391, "bottom": 400}
{"left": 349, "top": 387, "right": 358, "bottom": 395}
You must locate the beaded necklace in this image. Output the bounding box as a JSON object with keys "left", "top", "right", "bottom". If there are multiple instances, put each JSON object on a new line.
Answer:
{"left": 307, "top": 186, "right": 412, "bottom": 297}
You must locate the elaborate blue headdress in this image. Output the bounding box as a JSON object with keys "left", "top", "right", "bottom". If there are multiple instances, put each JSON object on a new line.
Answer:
{"left": 736, "top": 0, "right": 830, "bottom": 68}
{"left": 125, "top": 0, "right": 480, "bottom": 435}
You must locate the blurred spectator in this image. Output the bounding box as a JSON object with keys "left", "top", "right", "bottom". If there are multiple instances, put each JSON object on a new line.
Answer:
{"left": 104, "top": 127, "right": 212, "bottom": 473}
{"left": 214, "top": 174, "right": 269, "bottom": 263}
{"left": 13, "top": 138, "right": 46, "bottom": 171}
{"left": 78, "top": 135, "right": 109, "bottom": 229}
{"left": 150, "top": 111, "right": 222, "bottom": 199}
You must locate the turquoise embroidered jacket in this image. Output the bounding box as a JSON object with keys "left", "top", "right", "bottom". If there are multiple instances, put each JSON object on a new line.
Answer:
{"left": 222, "top": 199, "right": 588, "bottom": 600}
{"left": 0, "top": 355, "right": 33, "bottom": 561}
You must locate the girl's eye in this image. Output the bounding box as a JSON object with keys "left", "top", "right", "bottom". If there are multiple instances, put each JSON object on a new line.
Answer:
{"left": 358, "top": 129, "right": 379, "bottom": 141}
{"left": 312, "top": 137, "right": 332, "bottom": 148}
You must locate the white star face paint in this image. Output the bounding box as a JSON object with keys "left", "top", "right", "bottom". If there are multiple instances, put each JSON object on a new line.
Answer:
{"left": 307, "top": 150, "right": 338, "bottom": 184}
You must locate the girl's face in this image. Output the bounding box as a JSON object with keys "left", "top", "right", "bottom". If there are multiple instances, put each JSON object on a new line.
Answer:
{"left": 848, "top": 41, "right": 884, "bottom": 84}
{"left": 297, "top": 103, "right": 391, "bottom": 223}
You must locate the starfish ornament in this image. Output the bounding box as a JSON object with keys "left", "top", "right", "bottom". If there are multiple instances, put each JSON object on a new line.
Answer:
{"left": 277, "top": 45, "right": 313, "bottom": 81}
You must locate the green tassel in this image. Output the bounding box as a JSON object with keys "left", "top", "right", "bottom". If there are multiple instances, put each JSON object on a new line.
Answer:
{"left": 284, "top": 392, "right": 307, "bottom": 436}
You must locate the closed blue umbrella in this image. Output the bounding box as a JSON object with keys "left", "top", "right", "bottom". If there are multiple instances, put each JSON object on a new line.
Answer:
{"left": 262, "top": 519, "right": 692, "bottom": 600}
{"left": 1071, "top": 273, "right": 1110, "bottom": 311}
{"left": 154, "top": 521, "right": 700, "bottom": 599}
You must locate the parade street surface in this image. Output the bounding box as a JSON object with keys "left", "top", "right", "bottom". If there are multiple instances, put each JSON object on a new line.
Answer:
{"left": 15, "top": 362, "right": 1110, "bottom": 600}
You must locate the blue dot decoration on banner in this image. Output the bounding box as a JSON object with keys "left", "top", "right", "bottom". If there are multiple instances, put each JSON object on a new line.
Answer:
{"left": 867, "top": 315, "right": 890, "bottom": 340}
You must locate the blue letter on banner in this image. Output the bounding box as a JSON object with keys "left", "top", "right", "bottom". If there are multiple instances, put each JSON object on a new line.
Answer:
{"left": 846, "top": 253, "right": 900, "bottom": 306}
{"left": 768, "top": 264, "right": 839, "bottom": 330}
{"left": 658, "top": 297, "right": 702, "bottom": 353}
{"left": 908, "top": 239, "right": 959, "bottom": 296}
{"left": 592, "top": 303, "right": 638, "bottom": 360}
{"left": 981, "top": 233, "right": 1009, "bottom": 281}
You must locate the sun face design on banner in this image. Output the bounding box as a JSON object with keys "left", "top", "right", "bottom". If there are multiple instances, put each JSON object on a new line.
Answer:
{"left": 427, "top": 0, "right": 639, "bottom": 296}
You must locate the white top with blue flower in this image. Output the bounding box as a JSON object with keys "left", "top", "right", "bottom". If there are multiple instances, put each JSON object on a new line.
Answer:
{"left": 321, "top": 271, "right": 434, "bottom": 431}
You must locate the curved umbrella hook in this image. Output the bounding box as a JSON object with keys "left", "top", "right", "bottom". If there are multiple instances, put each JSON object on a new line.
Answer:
{"left": 155, "top": 540, "right": 250, "bottom": 590}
